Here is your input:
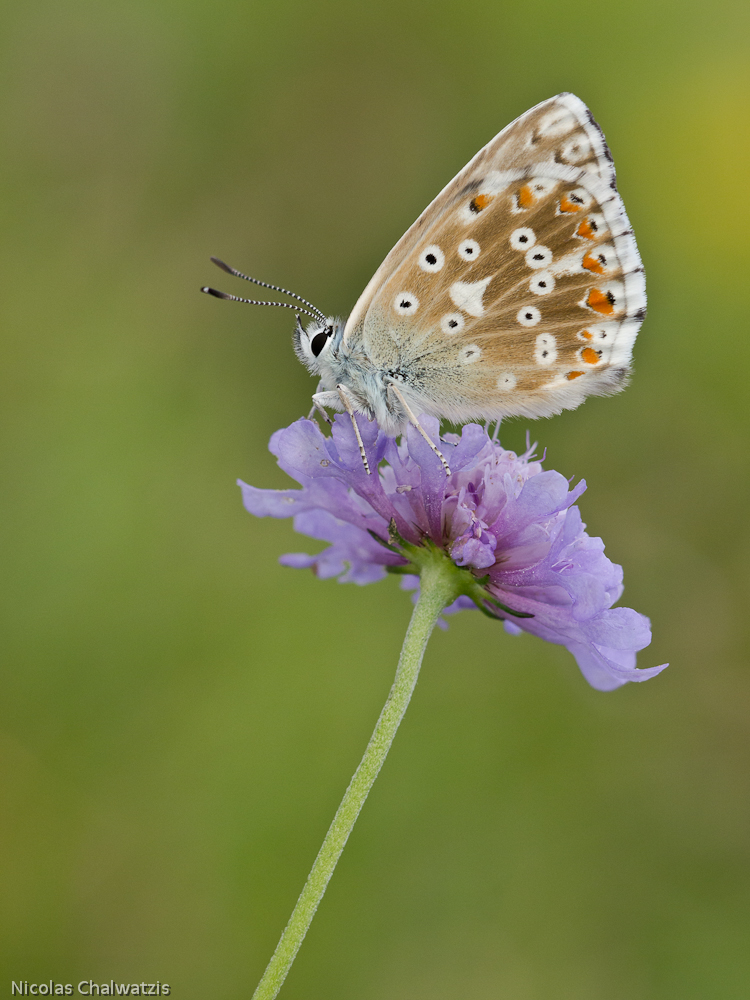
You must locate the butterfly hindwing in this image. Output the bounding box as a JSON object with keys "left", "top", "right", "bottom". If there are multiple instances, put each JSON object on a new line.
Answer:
{"left": 344, "top": 93, "right": 645, "bottom": 423}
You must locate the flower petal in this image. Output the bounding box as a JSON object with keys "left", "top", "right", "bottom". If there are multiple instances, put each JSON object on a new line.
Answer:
{"left": 244, "top": 414, "right": 666, "bottom": 691}
{"left": 571, "top": 641, "right": 668, "bottom": 691}
{"left": 578, "top": 607, "right": 653, "bottom": 651}
{"left": 405, "top": 416, "right": 448, "bottom": 541}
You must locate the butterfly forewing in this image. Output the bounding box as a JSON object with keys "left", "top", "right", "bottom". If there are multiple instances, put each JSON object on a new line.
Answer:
{"left": 344, "top": 93, "right": 645, "bottom": 423}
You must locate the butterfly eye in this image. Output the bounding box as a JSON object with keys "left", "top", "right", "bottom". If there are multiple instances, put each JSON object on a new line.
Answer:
{"left": 418, "top": 245, "right": 445, "bottom": 273}
{"left": 393, "top": 291, "right": 419, "bottom": 315}
{"left": 529, "top": 271, "right": 555, "bottom": 295}
{"left": 441, "top": 313, "right": 465, "bottom": 335}
{"left": 510, "top": 228, "right": 536, "bottom": 251}
{"left": 525, "top": 245, "right": 553, "bottom": 269}
{"left": 516, "top": 305, "right": 541, "bottom": 327}
{"left": 310, "top": 328, "right": 331, "bottom": 357}
{"left": 458, "top": 239, "right": 480, "bottom": 261}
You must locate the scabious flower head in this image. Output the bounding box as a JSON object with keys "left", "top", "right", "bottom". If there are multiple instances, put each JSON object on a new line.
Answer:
{"left": 240, "top": 414, "right": 666, "bottom": 692}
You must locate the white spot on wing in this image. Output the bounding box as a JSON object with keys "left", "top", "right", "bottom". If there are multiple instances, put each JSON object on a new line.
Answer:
{"left": 458, "top": 239, "right": 480, "bottom": 261}
{"left": 441, "top": 313, "right": 465, "bottom": 335}
{"left": 561, "top": 134, "right": 592, "bottom": 163}
{"left": 393, "top": 291, "right": 419, "bottom": 315}
{"left": 418, "top": 245, "right": 444, "bottom": 273}
{"left": 525, "top": 245, "right": 553, "bottom": 269}
{"left": 529, "top": 271, "right": 555, "bottom": 295}
{"left": 517, "top": 305, "right": 541, "bottom": 327}
{"left": 510, "top": 227, "right": 536, "bottom": 251}
{"left": 459, "top": 344, "right": 481, "bottom": 364}
{"left": 538, "top": 108, "right": 576, "bottom": 137}
{"left": 534, "top": 334, "right": 557, "bottom": 365}
{"left": 496, "top": 372, "right": 517, "bottom": 390}
{"left": 449, "top": 276, "right": 492, "bottom": 317}
{"left": 528, "top": 177, "right": 558, "bottom": 199}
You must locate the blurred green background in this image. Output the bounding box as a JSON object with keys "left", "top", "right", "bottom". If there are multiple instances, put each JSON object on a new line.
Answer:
{"left": 1, "top": 0, "right": 749, "bottom": 997}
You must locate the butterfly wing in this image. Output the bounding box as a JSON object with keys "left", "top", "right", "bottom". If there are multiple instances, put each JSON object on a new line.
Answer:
{"left": 343, "top": 93, "right": 645, "bottom": 423}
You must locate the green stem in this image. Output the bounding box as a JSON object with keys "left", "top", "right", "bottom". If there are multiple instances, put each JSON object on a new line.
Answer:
{"left": 251, "top": 551, "right": 460, "bottom": 1000}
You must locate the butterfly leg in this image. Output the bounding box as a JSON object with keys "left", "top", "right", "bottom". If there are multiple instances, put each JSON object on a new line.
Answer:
{"left": 388, "top": 383, "right": 451, "bottom": 476}
{"left": 310, "top": 400, "right": 333, "bottom": 426}
{"left": 336, "top": 385, "right": 371, "bottom": 476}
{"left": 308, "top": 382, "right": 333, "bottom": 424}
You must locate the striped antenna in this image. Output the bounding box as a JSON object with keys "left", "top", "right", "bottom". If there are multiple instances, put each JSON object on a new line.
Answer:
{"left": 200, "top": 286, "right": 324, "bottom": 323}
{"left": 208, "top": 257, "right": 328, "bottom": 325}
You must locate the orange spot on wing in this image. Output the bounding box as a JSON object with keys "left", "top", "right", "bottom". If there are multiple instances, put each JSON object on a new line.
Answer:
{"left": 470, "top": 193, "right": 494, "bottom": 213}
{"left": 580, "top": 330, "right": 593, "bottom": 340}
{"left": 517, "top": 184, "right": 535, "bottom": 209}
{"left": 559, "top": 195, "right": 582, "bottom": 213}
{"left": 582, "top": 252, "right": 605, "bottom": 274}
{"left": 576, "top": 219, "right": 596, "bottom": 239}
{"left": 586, "top": 288, "right": 615, "bottom": 315}
{"left": 581, "top": 347, "right": 601, "bottom": 364}
{"left": 566, "top": 370, "right": 585, "bottom": 379}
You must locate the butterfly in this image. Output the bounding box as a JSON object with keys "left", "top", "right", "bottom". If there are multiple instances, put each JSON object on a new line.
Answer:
{"left": 202, "top": 93, "right": 645, "bottom": 475}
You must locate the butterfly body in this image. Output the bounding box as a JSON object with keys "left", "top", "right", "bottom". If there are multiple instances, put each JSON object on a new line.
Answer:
{"left": 295, "top": 313, "right": 493, "bottom": 436}
{"left": 293, "top": 93, "right": 645, "bottom": 436}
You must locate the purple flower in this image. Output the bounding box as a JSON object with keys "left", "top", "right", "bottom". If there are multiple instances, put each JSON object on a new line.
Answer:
{"left": 240, "top": 415, "right": 667, "bottom": 692}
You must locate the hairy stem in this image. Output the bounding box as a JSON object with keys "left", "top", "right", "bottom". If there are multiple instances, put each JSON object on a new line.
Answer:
{"left": 251, "top": 552, "right": 460, "bottom": 999}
